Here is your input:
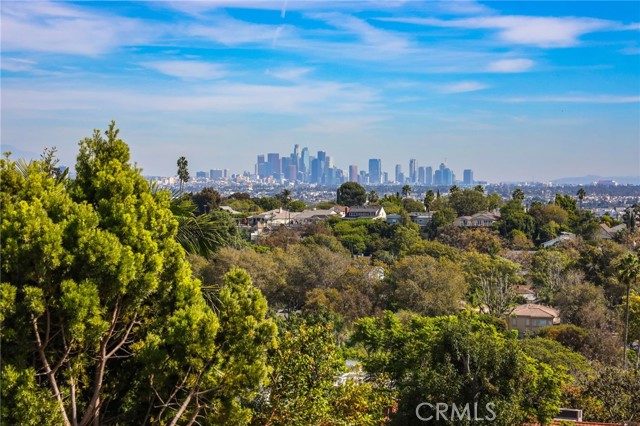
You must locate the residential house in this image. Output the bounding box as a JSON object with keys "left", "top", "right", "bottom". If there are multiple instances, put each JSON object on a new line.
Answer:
{"left": 292, "top": 208, "right": 343, "bottom": 224}
{"left": 386, "top": 214, "right": 402, "bottom": 224}
{"left": 453, "top": 211, "right": 500, "bottom": 227}
{"left": 513, "top": 285, "right": 538, "bottom": 303}
{"left": 508, "top": 304, "right": 560, "bottom": 335}
{"left": 247, "top": 208, "right": 297, "bottom": 226}
{"left": 596, "top": 223, "right": 626, "bottom": 240}
{"left": 541, "top": 232, "right": 576, "bottom": 248}
{"left": 344, "top": 206, "right": 387, "bottom": 220}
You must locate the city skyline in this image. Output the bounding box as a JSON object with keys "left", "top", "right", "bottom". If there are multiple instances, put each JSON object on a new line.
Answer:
{"left": 2, "top": 1, "right": 639, "bottom": 182}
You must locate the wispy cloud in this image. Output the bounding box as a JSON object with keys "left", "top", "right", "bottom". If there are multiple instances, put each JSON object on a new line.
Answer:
{"left": 307, "top": 12, "right": 411, "bottom": 53}
{"left": 187, "top": 15, "right": 288, "bottom": 45}
{"left": 487, "top": 58, "right": 534, "bottom": 73}
{"left": 502, "top": 95, "right": 640, "bottom": 104}
{"left": 379, "top": 15, "right": 633, "bottom": 48}
{"left": 1, "top": 1, "right": 159, "bottom": 55}
{"left": 141, "top": 60, "right": 227, "bottom": 79}
{"left": 2, "top": 79, "right": 380, "bottom": 115}
{"left": 1, "top": 58, "right": 38, "bottom": 72}
{"left": 438, "top": 81, "right": 488, "bottom": 94}
{"left": 266, "top": 67, "right": 313, "bottom": 81}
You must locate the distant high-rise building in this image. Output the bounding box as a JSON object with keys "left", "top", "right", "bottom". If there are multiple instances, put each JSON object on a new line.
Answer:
{"left": 425, "top": 166, "right": 433, "bottom": 186}
{"left": 418, "top": 166, "right": 425, "bottom": 184}
{"left": 383, "top": 172, "right": 389, "bottom": 184}
{"left": 463, "top": 169, "right": 474, "bottom": 186}
{"left": 267, "top": 153, "right": 281, "bottom": 179}
{"left": 409, "top": 159, "right": 417, "bottom": 183}
{"left": 210, "top": 169, "right": 224, "bottom": 179}
{"left": 434, "top": 170, "right": 442, "bottom": 186}
{"left": 359, "top": 170, "right": 367, "bottom": 184}
{"left": 395, "top": 164, "right": 402, "bottom": 183}
{"left": 196, "top": 171, "right": 207, "bottom": 178}
{"left": 349, "top": 165, "right": 358, "bottom": 182}
{"left": 369, "top": 159, "right": 382, "bottom": 184}
{"left": 437, "top": 163, "right": 453, "bottom": 186}
{"left": 301, "top": 147, "right": 310, "bottom": 181}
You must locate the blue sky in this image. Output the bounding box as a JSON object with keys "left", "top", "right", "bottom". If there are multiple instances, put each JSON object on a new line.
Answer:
{"left": 1, "top": 0, "right": 639, "bottom": 182}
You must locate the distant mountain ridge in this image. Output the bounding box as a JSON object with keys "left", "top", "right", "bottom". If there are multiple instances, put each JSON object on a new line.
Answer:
{"left": 552, "top": 175, "right": 640, "bottom": 185}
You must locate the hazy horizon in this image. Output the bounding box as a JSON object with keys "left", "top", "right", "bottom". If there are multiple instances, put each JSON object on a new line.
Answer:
{"left": 2, "top": 1, "right": 639, "bottom": 182}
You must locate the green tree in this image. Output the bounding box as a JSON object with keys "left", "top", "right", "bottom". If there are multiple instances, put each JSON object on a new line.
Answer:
{"left": 449, "top": 184, "right": 460, "bottom": 194}
{"left": 176, "top": 155, "right": 190, "bottom": 192}
{"left": 617, "top": 252, "right": 640, "bottom": 369}
{"left": 401, "top": 184, "right": 412, "bottom": 198}
{"left": 496, "top": 199, "right": 535, "bottom": 238}
{"left": 391, "top": 255, "right": 467, "bottom": 316}
{"left": 276, "top": 188, "right": 292, "bottom": 208}
{"left": 287, "top": 200, "right": 306, "bottom": 212}
{"left": 512, "top": 188, "right": 525, "bottom": 203}
{"left": 352, "top": 312, "right": 565, "bottom": 426}
{"left": 464, "top": 252, "right": 522, "bottom": 317}
{"left": 423, "top": 190, "right": 435, "bottom": 212}
{"left": 474, "top": 184, "right": 485, "bottom": 194}
{"left": 448, "top": 189, "right": 489, "bottom": 216}
{"left": 192, "top": 186, "right": 221, "bottom": 214}
{"left": 427, "top": 207, "right": 457, "bottom": 239}
{"left": 368, "top": 190, "right": 379, "bottom": 203}
{"left": 576, "top": 188, "right": 586, "bottom": 209}
{"left": 337, "top": 181, "right": 367, "bottom": 207}
{"left": 1, "top": 123, "right": 275, "bottom": 426}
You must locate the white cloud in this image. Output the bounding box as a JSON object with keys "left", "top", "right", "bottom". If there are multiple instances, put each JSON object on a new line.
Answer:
{"left": 1, "top": 1, "right": 159, "bottom": 56}
{"left": 187, "top": 16, "right": 287, "bottom": 45}
{"left": 438, "top": 81, "right": 488, "bottom": 94}
{"left": 503, "top": 95, "right": 640, "bottom": 104}
{"left": 487, "top": 58, "right": 534, "bottom": 73}
{"left": 1, "top": 58, "right": 37, "bottom": 72}
{"left": 307, "top": 12, "right": 411, "bottom": 53}
{"left": 2, "top": 79, "right": 380, "bottom": 115}
{"left": 267, "top": 67, "right": 313, "bottom": 81}
{"left": 380, "top": 15, "right": 629, "bottom": 48}
{"left": 141, "top": 60, "right": 227, "bottom": 79}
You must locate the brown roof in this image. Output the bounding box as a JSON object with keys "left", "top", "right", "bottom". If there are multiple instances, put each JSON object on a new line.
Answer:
{"left": 510, "top": 304, "right": 559, "bottom": 319}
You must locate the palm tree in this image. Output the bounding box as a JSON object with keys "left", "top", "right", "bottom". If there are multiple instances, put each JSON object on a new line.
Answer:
{"left": 424, "top": 190, "right": 435, "bottom": 212}
{"left": 277, "top": 189, "right": 292, "bottom": 209}
{"left": 473, "top": 185, "right": 484, "bottom": 194}
{"left": 449, "top": 185, "right": 459, "bottom": 194}
{"left": 577, "top": 188, "right": 586, "bottom": 209}
{"left": 402, "top": 185, "right": 412, "bottom": 198}
{"left": 368, "top": 190, "right": 379, "bottom": 204}
{"left": 512, "top": 188, "right": 525, "bottom": 203}
{"left": 617, "top": 252, "right": 640, "bottom": 369}
{"left": 176, "top": 156, "right": 190, "bottom": 193}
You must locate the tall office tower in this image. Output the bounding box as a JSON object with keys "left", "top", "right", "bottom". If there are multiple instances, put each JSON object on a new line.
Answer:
{"left": 409, "top": 159, "right": 417, "bottom": 183}
{"left": 398, "top": 172, "right": 405, "bottom": 184}
{"left": 281, "top": 157, "right": 291, "bottom": 180}
{"left": 463, "top": 169, "right": 474, "bottom": 186}
{"left": 438, "top": 163, "right": 453, "bottom": 186}
{"left": 434, "top": 169, "right": 442, "bottom": 186}
{"left": 425, "top": 166, "right": 433, "bottom": 186}
{"left": 359, "top": 170, "right": 367, "bottom": 183}
{"left": 368, "top": 159, "right": 382, "bottom": 184}
{"left": 315, "top": 151, "right": 326, "bottom": 184}
{"left": 196, "top": 171, "right": 207, "bottom": 178}
{"left": 301, "top": 147, "right": 310, "bottom": 181}
{"left": 418, "top": 166, "right": 425, "bottom": 185}
{"left": 210, "top": 169, "right": 223, "bottom": 179}
{"left": 395, "top": 164, "right": 402, "bottom": 183}
{"left": 310, "top": 158, "right": 321, "bottom": 184}
{"left": 349, "top": 165, "right": 358, "bottom": 182}
{"left": 288, "top": 165, "right": 297, "bottom": 181}
{"left": 267, "top": 153, "right": 281, "bottom": 179}
{"left": 255, "top": 155, "right": 265, "bottom": 178}
{"left": 383, "top": 172, "right": 389, "bottom": 184}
